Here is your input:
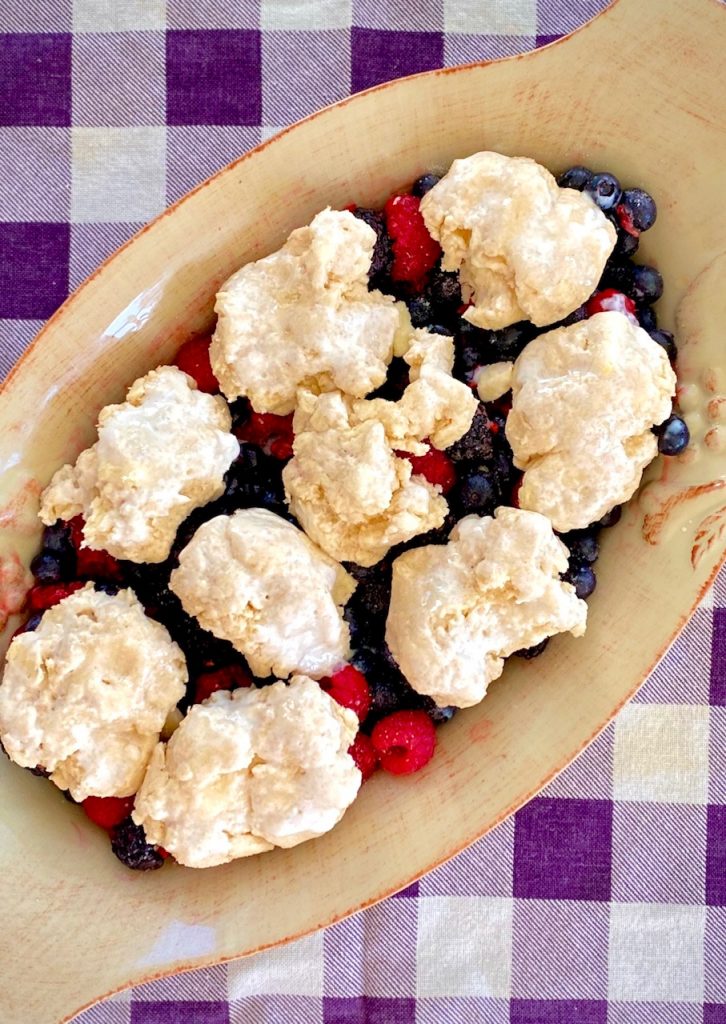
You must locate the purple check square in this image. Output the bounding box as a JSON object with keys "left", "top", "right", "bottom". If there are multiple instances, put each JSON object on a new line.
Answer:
{"left": 536, "top": 35, "right": 561, "bottom": 47}
{"left": 0, "top": 33, "right": 71, "bottom": 126}
{"left": 166, "top": 30, "right": 262, "bottom": 126}
{"left": 710, "top": 607, "right": 726, "bottom": 705}
{"left": 510, "top": 999, "right": 608, "bottom": 1024}
{"left": 707, "top": 804, "right": 726, "bottom": 905}
{"left": 513, "top": 797, "right": 612, "bottom": 901}
{"left": 130, "top": 1002, "right": 229, "bottom": 1024}
{"left": 0, "top": 222, "right": 69, "bottom": 319}
{"left": 705, "top": 1008, "right": 726, "bottom": 1024}
{"left": 351, "top": 28, "right": 443, "bottom": 93}
{"left": 323, "top": 997, "right": 415, "bottom": 1023}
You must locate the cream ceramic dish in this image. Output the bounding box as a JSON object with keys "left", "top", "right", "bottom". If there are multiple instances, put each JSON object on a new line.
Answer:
{"left": 2, "top": 0, "right": 726, "bottom": 1020}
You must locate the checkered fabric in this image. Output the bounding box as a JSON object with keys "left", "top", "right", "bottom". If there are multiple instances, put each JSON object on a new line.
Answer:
{"left": 1, "top": 3, "right": 723, "bottom": 1023}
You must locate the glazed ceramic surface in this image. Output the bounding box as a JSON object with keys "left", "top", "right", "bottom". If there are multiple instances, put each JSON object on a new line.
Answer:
{"left": 1, "top": 0, "right": 725, "bottom": 1020}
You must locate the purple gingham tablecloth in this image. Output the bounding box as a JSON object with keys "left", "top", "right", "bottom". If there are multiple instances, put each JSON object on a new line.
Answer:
{"left": 1, "top": 2, "right": 724, "bottom": 1022}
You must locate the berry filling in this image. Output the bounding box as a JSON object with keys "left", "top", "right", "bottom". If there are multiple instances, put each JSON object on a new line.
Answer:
{"left": 6, "top": 160, "right": 687, "bottom": 869}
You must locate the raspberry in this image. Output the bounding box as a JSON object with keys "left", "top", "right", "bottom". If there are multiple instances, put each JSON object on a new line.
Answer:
{"left": 67, "top": 515, "right": 85, "bottom": 551}
{"left": 384, "top": 194, "right": 441, "bottom": 291}
{"left": 173, "top": 335, "right": 219, "bottom": 394}
{"left": 585, "top": 289, "right": 638, "bottom": 324}
{"left": 76, "top": 546, "right": 123, "bottom": 581}
{"left": 193, "top": 664, "right": 253, "bottom": 704}
{"left": 371, "top": 709, "right": 436, "bottom": 775}
{"left": 348, "top": 733, "right": 378, "bottom": 781}
{"left": 82, "top": 795, "right": 135, "bottom": 831}
{"left": 320, "top": 665, "right": 371, "bottom": 721}
{"left": 27, "top": 581, "right": 84, "bottom": 612}
{"left": 403, "top": 446, "right": 456, "bottom": 494}
{"left": 237, "top": 411, "right": 295, "bottom": 460}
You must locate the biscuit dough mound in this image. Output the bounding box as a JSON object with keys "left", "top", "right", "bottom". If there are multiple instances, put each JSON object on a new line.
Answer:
{"left": 39, "top": 366, "right": 239, "bottom": 563}
{"left": 386, "top": 508, "right": 587, "bottom": 708}
{"left": 506, "top": 312, "right": 677, "bottom": 531}
{"left": 169, "top": 508, "right": 356, "bottom": 679}
{"left": 420, "top": 151, "right": 616, "bottom": 330}
{"left": 283, "top": 331, "right": 477, "bottom": 566}
{"left": 133, "top": 676, "right": 361, "bottom": 868}
{"left": 0, "top": 584, "right": 187, "bottom": 800}
{"left": 210, "top": 208, "right": 410, "bottom": 413}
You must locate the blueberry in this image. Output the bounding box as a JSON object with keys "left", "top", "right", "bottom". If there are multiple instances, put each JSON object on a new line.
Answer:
{"left": 558, "top": 304, "right": 588, "bottom": 328}
{"left": 111, "top": 818, "right": 165, "bottom": 871}
{"left": 425, "top": 702, "right": 457, "bottom": 724}
{"left": 454, "top": 322, "right": 488, "bottom": 378}
{"left": 428, "top": 324, "right": 454, "bottom": 336}
{"left": 446, "top": 405, "right": 495, "bottom": 463}
{"left": 30, "top": 550, "right": 66, "bottom": 584}
{"left": 618, "top": 188, "right": 657, "bottom": 232}
{"left": 629, "top": 265, "right": 663, "bottom": 305}
{"left": 656, "top": 415, "right": 690, "bottom": 455}
{"left": 564, "top": 564, "right": 597, "bottom": 599}
{"left": 453, "top": 467, "right": 498, "bottom": 516}
{"left": 352, "top": 207, "right": 394, "bottom": 288}
{"left": 557, "top": 166, "right": 593, "bottom": 191}
{"left": 19, "top": 612, "right": 44, "bottom": 633}
{"left": 367, "top": 356, "right": 409, "bottom": 401}
{"left": 600, "top": 258, "right": 633, "bottom": 293}
{"left": 94, "top": 581, "right": 120, "bottom": 596}
{"left": 585, "top": 172, "right": 622, "bottom": 212}
{"left": 41, "top": 521, "right": 73, "bottom": 556}
{"left": 356, "top": 649, "right": 427, "bottom": 729}
{"left": 562, "top": 530, "right": 599, "bottom": 565}
{"left": 408, "top": 295, "right": 433, "bottom": 327}
{"left": 228, "top": 396, "right": 250, "bottom": 431}
{"left": 638, "top": 305, "right": 658, "bottom": 333}
{"left": 596, "top": 505, "right": 622, "bottom": 529}
{"left": 649, "top": 329, "right": 677, "bottom": 362}
{"left": 614, "top": 229, "right": 639, "bottom": 258}
{"left": 412, "top": 173, "right": 441, "bottom": 197}
{"left": 513, "top": 638, "right": 550, "bottom": 659}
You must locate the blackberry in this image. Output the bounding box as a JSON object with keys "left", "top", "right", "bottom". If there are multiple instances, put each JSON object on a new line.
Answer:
{"left": 367, "top": 357, "right": 409, "bottom": 401}
{"left": 425, "top": 267, "right": 462, "bottom": 323}
{"left": 220, "top": 445, "right": 286, "bottom": 514}
{"left": 485, "top": 322, "right": 536, "bottom": 363}
{"left": 352, "top": 208, "right": 394, "bottom": 289}
{"left": 408, "top": 295, "right": 434, "bottom": 327}
{"left": 412, "top": 172, "right": 441, "bottom": 197}
{"left": 513, "top": 638, "right": 550, "bottom": 659}
{"left": 557, "top": 166, "right": 593, "bottom": 191}
{"left": 446, "top": 405, "right": 495, "bottom": 463}
{"left": 557, "top": 304, "right": 588, "bottom": 328}
{"left": 389, "top": 512, "right": 457, "bottom": 558}
{"left": 344, "top": 561, "right": 392, "bottom": 634}
{"left": 454, "top": 321, "right": 488, "bottom": 379}
{"left": 111, "top": 818, "right": 165, "bottom": 871}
